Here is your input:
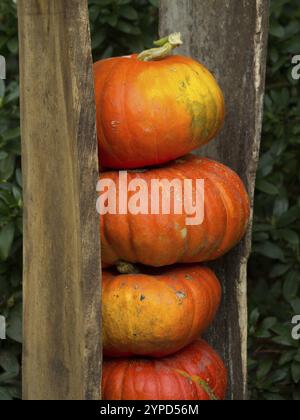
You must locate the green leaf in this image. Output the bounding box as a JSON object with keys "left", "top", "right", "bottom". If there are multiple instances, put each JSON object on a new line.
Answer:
{"left": 117, "top": 0, "right": 131, "bottom": 5}
{"left": 270, "top": 264, "right": 291, "bottom": 278}
{"left": 257, "top": 359, "right": 273, "bottom": 381}
{"left": 1, "top": 127, "right": 20, "bottom": 142}
{"left": 7, "top": 303, "right": 22, "bottom": 343}
{"left": 282, "top": 35, "right": 300, "bottom": 53}
{"left": 101, "top": 45, "right": 114, "bottom": 59}
{"left": 292, "top": 363, "right": 300, "bottom": 384}
{"left": 0, "top": 154, "right": 16, "bottom": 180}
{"left": 271, "top": 324, "right": 295, "bottom": 347}
{"left": 279, "top": 350, "right": 296, "bottom": 366}
{"left": 272, "top": 335, "right": 295, "bottom": 347}
{"left": 91, "top": 30, "right": 106, "bottom": 49}
{"left": 0, "top": 151, "right": 8, "bottom": 161}
{"left": 256, "top": 179, "right": 279, "bottom": 195}
{"left": 270, "top": 22, "right": 285, "bottom": 38}
{"left": 0, "top": 388, "right": 12, "bottom": 401}
{"left": 7, "top": 37, "right": 18, "bottom": 54}
{"left": 254, "top": 242, "right": 285, "bottom": 261}
{"left": 15, "top": 168, "right": 22, "bottom": 187}
{"left": 105, "top": 15, "right": 118, "bottom": 27}
{"left": 0, "top": 350, "right": 19, "bottom": 377}
{"left": 276, "top": 229, "right": 300, "bottom": 246}
{"left": 273, "top": 196, "right": 289, "bottom": 218}
{"left": 291, "top": 299, "right": 300, "bottom": 314}
{"left": 148, "top": 0, "right": 159, "bottom": 6}
{"left": 269, "top": 368, "right": 289, "bottom": 383}
{"left": 283, "top": 271, "right": 299, "bottom": 301}
{"left": 117, "top": 20, "right": 141, "bottom": 35}
{"left": 256, "top": 317, "right": 277, "bottom": 338}
{"left": 119, "top": 6, "right": 139, "bottom": 20}
{"left": 0, "top": 80, "right": 5, "bottom": 98}
{"left": 278, "top": 206, "right": 300, "bottom": 227}
{"left": 0, "top": 223, "right": 15, "bottom": 261}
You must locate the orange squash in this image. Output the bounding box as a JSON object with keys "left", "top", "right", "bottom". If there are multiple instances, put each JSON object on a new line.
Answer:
{"left": 100, "top": 155, "right": 250, "bottom": 267}
{"left": 94, "top": 33, "right": 225, "bottom": 169}
{"left": 102, "top": 264, "right": 221, "bottom": 357}
{"left": 102, "top": 339, "right": 227, "bottom": 400}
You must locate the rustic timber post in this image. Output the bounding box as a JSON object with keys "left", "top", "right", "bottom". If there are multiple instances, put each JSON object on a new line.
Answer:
{"left": 160, "top": 0, "right": 270, "bottom": 400}
{"left": 18, "top": 0, "right": 102, "bottom": 400}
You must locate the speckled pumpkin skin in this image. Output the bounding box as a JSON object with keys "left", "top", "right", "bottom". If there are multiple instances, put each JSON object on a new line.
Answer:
{"left": 100, "top": 155, "right": 250, "bottom": 268}
{"left": 102, "top": 265, "right": 221, "bottom": 358}
{"left": 102, "top": 339, "right": 227, "bottom": 400}
{"left": 94, "top": 55, "right": 225, "bottom": 169}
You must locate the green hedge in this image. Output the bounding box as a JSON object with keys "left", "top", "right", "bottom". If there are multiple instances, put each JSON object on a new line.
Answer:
{"left": 0, "top": 0, "right": 22, "bottom": 401}
{"left": 0, "top": 0, "right": 299, "bottom": 401}
{"left": 248, "top": 0, "right": 300, "bottom": 401}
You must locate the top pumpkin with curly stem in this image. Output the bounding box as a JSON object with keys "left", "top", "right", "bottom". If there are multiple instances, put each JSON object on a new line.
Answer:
{"left": 94, "top": 33, "right": 225, "bottom": 169}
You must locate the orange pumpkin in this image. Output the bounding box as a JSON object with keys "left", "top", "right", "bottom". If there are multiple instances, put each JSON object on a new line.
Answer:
{"left": 100, "top": 155, "right": 250, "bottom": 267}
{"left": 102, "top": 264, "right": 221, "bottom": 358}
{"left": 94, "top": 33, "right": 225, "bottom": 169}
{"left": 102, "top": 339, "right": 227, "bottom": 400}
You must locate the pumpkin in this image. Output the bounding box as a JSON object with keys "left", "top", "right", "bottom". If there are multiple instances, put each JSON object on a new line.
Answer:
{"left": 94, "top": 33, "right": 225, "bottom": 169}
{"left": 102, "top": 264, "right": 221, "bottom": 358}
{"left": 102, "top": 339, "right": 227, "bottom": 400}
{"left": 100, "top": 155, "right": 250, "bottom": 267}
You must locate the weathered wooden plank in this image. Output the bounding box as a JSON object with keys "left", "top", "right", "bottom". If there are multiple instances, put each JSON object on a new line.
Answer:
{"left": 160, "top": 0, "right": 269, "bottom": 400}
{"left": 18, "top": 0, "right": 102, "bottom": 400}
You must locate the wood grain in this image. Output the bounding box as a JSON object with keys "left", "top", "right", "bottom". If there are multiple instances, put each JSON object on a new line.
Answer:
{"left": 160, "top": 0, "right": 269, "bottom": 400}
{"left": 18, "top": 0, "right": 102, "bottom": 400}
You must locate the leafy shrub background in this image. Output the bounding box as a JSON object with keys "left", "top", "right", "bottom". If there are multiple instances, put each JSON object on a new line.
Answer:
{"left": 0, "top": 0, "right": 299, "bottom": 400}
{"left": 248, "top": 0, "right": 300, "bottom": 401}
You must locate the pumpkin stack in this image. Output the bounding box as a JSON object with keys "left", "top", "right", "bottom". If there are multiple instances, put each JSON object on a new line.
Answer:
{"left": 94, "top": 33, "right": 250, "bottom": 401}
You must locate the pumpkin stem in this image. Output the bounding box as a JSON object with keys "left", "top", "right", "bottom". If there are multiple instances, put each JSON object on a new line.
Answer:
{"left": 116, "top": 261, "right": 140, "bottom": 275}
{"left": 137, "top": 32, "right": 183, "bottom": 62}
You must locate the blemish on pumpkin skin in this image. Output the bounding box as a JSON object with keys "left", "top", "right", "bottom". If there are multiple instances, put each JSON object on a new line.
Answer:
{"left": 176, "top": 291, "right": 186, "bottom": 299}
{"left": 181, "top": 228, "right": 187, "bottom": 239}
{"left": 179, "top": 81, "right": 187, "bottom": 89}
{"left": 111, "top": 120, "right": 120, "bottom": 129}
{"left": 140, "top": 295, "right": 146, "bottom": 301}
{"left": 185, "top": 274, "right": 193, "bottom": 280}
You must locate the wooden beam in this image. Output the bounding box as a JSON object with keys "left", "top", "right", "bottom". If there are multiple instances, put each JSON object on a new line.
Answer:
{"left": 18, "top": 0, "right": 102, "bottom": 400}
{"left": 160, "top": 0, "right": 269, "bottom": 400}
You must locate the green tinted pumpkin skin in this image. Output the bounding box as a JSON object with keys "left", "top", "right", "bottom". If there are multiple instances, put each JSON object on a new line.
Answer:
{"left": 94, "top": 54, "right": 225, "bottom": 169}
{"left": 102, "top": 265, "right": 221, "bottom": 357}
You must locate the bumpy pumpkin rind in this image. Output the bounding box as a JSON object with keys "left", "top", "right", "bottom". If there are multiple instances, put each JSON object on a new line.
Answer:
{"left": 102, "top": 339, "right": 228, "bottom": 400}
{"left": 102, "top": 265, "right": 221, "bottom": 357}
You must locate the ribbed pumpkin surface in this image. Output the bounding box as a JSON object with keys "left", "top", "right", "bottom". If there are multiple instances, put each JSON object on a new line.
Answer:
{"left": 100, "top": 155, "right": 250, "bottom": 267}
{"left": 102, "top": 339, "right": 227, "bottom": 400}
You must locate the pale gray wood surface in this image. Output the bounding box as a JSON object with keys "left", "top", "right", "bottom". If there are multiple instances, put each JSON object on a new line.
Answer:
{"left": 18, "top": 0, "right": 102, "bottom": 400}
{"left": 160, "top": 0, "right": 269, "bottom": 400}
